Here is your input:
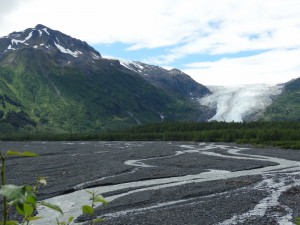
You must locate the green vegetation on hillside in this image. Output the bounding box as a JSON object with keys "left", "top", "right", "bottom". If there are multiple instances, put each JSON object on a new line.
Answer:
{"left": 261, "top": 78, "right": 300, "bottom": 121}
{"left": 0, "top": 49, "right": 206, "bottom": 133}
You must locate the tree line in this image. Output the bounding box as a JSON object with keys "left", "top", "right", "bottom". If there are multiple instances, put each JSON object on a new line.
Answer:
{"left": 0, "top": 121, "right": 299, "bottom": 149}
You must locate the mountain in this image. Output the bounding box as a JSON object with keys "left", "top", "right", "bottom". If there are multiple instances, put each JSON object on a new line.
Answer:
{"left": 117, "top": 60, "right": 211, "bottom": 99}
{"left": 260, "top": 77, "right": 300, "bottom": 121}
{"left": 0, "top": 24, "right": 101, "bottom": 65}
{"left": 0, "top": 25, "right": 212, "bottom": 133}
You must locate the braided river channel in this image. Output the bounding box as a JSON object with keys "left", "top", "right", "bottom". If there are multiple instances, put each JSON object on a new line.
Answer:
{"left": 1, "top": 141, "right": 300, "bottom": 225}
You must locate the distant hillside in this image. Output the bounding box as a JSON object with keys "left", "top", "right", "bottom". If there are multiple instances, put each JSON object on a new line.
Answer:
{"left": 0, "top": 25, "right": 212, "bottom": 133}
{"left": 117, "top": 60, "right": 211, "bottom": 99}
{"left": 260, "top": 77, "right": 300, "bottom": 121}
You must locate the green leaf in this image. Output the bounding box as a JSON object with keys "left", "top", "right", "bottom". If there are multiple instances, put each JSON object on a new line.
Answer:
{"left": 92, "top": 218, "right": 105, "bottom": 224}
{"left": 25, "top": 194, "right": 37, "bottom": 206}
{"left": 85, "top": 190, "right": 94, "bottom": 195}
{"left": 0, "top": 185, "right": 36, "bottom": 205}
{"left": 16, "top": 204, "right": 25, "bottom": 216}
{"left": 16, "top": 203, "right": 33, "bottom": 218}
{"left": 93, "top": 195, "right": 108, "bottom": 205}
{"left": 82, "top": 205, "right": 94, "bottom": 214}
{"left": 41, "top": 201, "right": 63, "bottom": 215}
{"left": 24, "top": 203, "right": 34, "bottom": 217}
{"left": 68, "top": 216, "right": 74, "bottom": 223}
{"left": 0, "top": 221, "right": 19, "bottom": 225}
{"left": 7, "top": 151, "right": 39, "bottom": 157}
{"left": 27, "top": 216, "right": 43, "bottom": 221}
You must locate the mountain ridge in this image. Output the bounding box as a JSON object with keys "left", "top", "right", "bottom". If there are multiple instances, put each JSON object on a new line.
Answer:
{"left": 0, "top": 24, "right": 213, "bottom": 133}
{"left": 0, "top": 24, "right": 298, "bottom": 134}
{"left": 106, "top": 59, "right": 211, "bottom": 99}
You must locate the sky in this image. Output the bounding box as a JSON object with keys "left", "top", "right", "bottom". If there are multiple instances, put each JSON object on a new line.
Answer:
{"left": 0, "top": 0, "right": 300, "bottom": 85}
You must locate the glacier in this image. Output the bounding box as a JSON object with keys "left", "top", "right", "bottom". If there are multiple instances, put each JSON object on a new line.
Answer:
{"left": 199, "top": 84, "right": 283, "bottom": 122}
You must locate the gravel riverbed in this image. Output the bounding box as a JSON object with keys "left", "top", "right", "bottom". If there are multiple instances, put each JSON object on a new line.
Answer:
{"left": 1, "top": 141, "right": 300, "bottom": 225}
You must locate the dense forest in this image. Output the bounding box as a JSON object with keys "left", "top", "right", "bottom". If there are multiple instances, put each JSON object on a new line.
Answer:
{"left": 1, "top": 121, "right": 300, "bottom": 150}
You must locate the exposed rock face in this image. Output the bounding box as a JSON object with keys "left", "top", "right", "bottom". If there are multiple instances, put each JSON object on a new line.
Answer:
{"left": 0, "top": 24, "right": 101, "bottom": 64}
{"left": 114, "top": 60, "right": 211, "bottom": 99}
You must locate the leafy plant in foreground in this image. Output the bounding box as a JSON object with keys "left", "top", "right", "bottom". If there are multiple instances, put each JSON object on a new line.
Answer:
{"left": 0, "top": 150, "right": 63, "bottom": 224}
{"left": 0, "top": 150, "right": 108, "bottom": 224}
{"left": 81, "top": 190, "right": 108, "bottom": 225}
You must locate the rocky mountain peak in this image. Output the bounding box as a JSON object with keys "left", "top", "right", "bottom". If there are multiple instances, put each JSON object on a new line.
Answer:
{"left": 35, "top": 24, "right": 48, "bottom": 29}
{"left": 169, "top": 68, "right": 184, "bottom": 75}
{"left": 0, "top": 24, "right": 101, "bottom": 63}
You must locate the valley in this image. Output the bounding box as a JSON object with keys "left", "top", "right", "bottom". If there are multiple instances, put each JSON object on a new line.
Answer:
{"left": 0, "top": 4, "right": 299, "bottom": 225}
{"left": 2, "top": 141, "right": 300, "bottom": 224}
{"left": 1, "top": 25, "right": 299, "bottom": 134}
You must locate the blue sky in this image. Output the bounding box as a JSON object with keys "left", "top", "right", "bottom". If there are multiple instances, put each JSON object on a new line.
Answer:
{"left": 95, "top": 41, "right": 269, "bottom": 69}
{"left": 0, "top": 0, "right": 300, "bottom": 85}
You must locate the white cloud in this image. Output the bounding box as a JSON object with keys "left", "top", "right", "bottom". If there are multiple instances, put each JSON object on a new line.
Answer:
{"left": 0, "top": 0, "right": 300, "bottom": 85}
{"left": 3, "top": 0, "right": 297, "bottom": 48}
{"left": 0, "top": 0, "right": 197, "bottom": 46}
{"left": 0, "top": 0, "right": 21, "bottom": 14}
{"left": 0, "top": 0, "right": 35, "bottom": 33}
{"left": 184, "top": 48, "right": 300, "bottom": 85}
{"left": 146, "top": 0, "right": 300, "bottom": 64}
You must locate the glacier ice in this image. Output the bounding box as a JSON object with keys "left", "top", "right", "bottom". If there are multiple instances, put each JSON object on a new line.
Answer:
{"left": 199, "top": 84, "right": 283, "bottom": 122}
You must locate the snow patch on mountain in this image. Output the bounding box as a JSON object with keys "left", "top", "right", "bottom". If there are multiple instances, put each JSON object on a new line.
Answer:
{"left": 104, "top": 56, "right": 148, "bottom": 72}
{"left": 200, "top": 84, "right": 283, "bottom": 122}
{"left": 42, "top": 28, "right": 50, "bottom": 35}
{"left": 7, "top": 45, "right": 16, "bottom": 50}
{"left": 119, "top": 59, "right": 138, "bottom": 71}
{"left": 91, "top": 52, "right": 100, "bottom": 59}
{"left": 134, "top": 62, "right": 144, "bottom": 70}
{"left": 120, "top": 60, "right": 134, "bottom": 71}
{"left": 54, "top": 42, "right": 83, "bottom": 57}
{"left": 11, "top": 31, "right": 33, "bottom": 45}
